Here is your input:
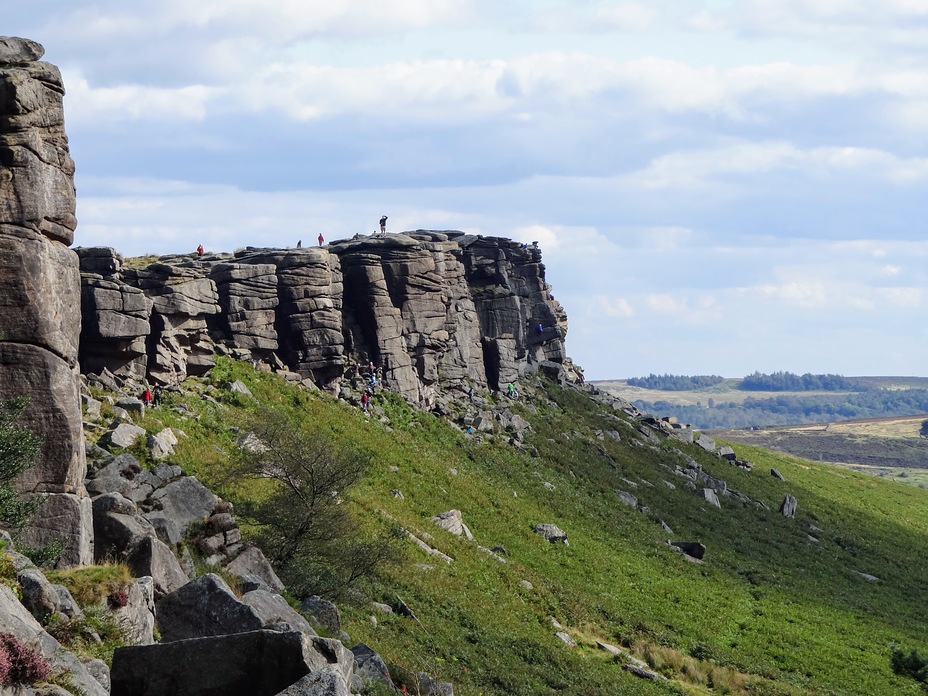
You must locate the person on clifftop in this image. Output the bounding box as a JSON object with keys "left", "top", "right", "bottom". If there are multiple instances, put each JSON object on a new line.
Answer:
{"left": 196, "top": 244, "right": 204, "bottom": 256}
{"left": 380, "top": 215, "right": 388, "bottom": 235}
{"left": 317, "top": 233, "right": 324, "bottom": 247}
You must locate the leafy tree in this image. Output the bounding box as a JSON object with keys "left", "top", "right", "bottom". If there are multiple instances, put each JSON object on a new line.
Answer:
{"left": 920, "top": 419, "right": 928, "bottom": 439}
{"left": 0, "top": 397, "right": 42, "bottom": 531}
{"left": 231, "top": 406, "right": 397, "bottom": 599}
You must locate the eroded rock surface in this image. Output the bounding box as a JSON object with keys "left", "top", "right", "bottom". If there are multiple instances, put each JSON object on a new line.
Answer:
{"left": 0, "top": 36, "right": 91, "bottom": 566}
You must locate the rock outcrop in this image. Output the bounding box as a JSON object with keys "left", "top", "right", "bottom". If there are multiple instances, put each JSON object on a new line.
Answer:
{"left": 75, "top": 233, "right": 575, "bottom": 404}
{"left": 0, "top": 36, "right": 92, "bottom": 566}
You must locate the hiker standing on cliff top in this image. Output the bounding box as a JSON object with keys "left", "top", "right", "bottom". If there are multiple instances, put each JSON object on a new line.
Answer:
{"left": 317, "top": 233, "right": 324, "bottom": 247}
{"left": 196, "top": 244, "right": 204, "bottom": 256}
{"left": 380, "top": 215, "right": 388, "bottom": 235}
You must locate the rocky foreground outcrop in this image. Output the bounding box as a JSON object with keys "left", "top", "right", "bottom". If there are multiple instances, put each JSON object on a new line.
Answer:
{"left": 77, "top": 234, "right": 579, "bottom": 406}
{"left": 0, "top": 37, "right": 92, "bottom": 566}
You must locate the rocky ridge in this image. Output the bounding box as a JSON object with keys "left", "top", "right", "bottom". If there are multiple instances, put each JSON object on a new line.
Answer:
{"left": 76, "top": 234, "right": 579, "bottom": 408}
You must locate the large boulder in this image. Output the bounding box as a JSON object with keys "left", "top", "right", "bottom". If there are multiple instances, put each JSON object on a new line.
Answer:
{"left": 155, "top": 573, "right": 263, "bottom": 642}
{"left": 110, "top": 630, "right": 314, "bottom": 696}
{"left": 224, "top": 545, "right": 285, "bottom": 593}
{"left": 147, "top": 475, "right": 217, "bottom": 535}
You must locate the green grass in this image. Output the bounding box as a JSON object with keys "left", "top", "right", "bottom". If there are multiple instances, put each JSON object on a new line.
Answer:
{"left": 114, "top": 358, "right": 928, "bottom": 695}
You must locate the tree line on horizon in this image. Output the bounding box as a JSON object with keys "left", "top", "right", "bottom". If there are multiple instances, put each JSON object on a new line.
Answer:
{"left": 627, "top": 371, "right": 867, "bottom": 392}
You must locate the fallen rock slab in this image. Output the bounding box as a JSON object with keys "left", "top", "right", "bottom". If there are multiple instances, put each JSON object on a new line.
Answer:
{"left": 110, "top": 629, "right": 312, "bottom": 696}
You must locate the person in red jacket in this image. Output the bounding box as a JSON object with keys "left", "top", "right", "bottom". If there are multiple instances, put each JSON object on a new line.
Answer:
{"left": 317, "top": 233, "right": 324, "bottom": 247}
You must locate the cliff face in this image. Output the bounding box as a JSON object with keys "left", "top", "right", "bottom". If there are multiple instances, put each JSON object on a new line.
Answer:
{"left": 77, "top": 232, "right": 578, "bottom": 403}
{"left": 0, "top": 37, "right": 92, "bottom": 565}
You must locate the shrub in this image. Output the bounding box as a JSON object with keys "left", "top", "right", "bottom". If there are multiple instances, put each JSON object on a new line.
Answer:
{"left": 0, "top": 632, "right": 51, "bottom": 686}
{"left": 0, "top": 397, "right": 43, "bottom": 530}
{"left": 890, "top": 645, "right": 928, "bottom": 691}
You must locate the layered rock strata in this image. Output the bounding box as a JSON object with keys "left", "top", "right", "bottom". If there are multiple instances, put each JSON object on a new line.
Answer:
{"left": 77, "top": 232, "right": 575, "bottom": 403}
{"left": 0, "top": 37, "right": 91, "bottom": 565}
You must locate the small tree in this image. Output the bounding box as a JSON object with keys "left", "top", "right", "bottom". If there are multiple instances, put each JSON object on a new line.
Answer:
{"left": 920, "top": 419, "right": 928, "bottom": 439}
{"left": 0, "top": 397, "right": 42, "bottom": 531}
{"left": 232, "top": 406, "right": 396, "bottom": 598}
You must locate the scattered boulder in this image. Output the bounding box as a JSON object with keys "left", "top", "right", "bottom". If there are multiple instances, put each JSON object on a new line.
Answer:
{"left": 780, "top": 494, "right": 798, "bottom": 518}
{"left": 670, "top": 541, "right": 706, "bottom": 560}
{"left": 554, "top": 631, "right": 576, "bottom": 647}
{"left": 106, "top": 423, "right": 147, "bottom": 449}
{"left": 533, "top": 523, "right": 568, "bottom": 544}
{"left": 431, "top": 510, "right": 475, "bottom": 540}
{"left": 700, "top": 488, "right": 721, "bottom": 508}
{"left": 771, "top": 468, "right": 785, "bottom": 481}
{"left": 616, "top": 490, "right": 638, "bottom": 508}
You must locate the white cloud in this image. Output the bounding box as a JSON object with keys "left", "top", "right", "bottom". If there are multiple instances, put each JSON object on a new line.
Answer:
{"left": 597, "top": 295, "right": 635, "bottom": 318}
{"left": 629, "top": 141, "right": 928, "bottom": 190}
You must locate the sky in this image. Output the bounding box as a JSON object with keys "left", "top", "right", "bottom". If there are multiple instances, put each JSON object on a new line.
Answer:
{"left": 7, "top": 1, "right": 928, "bottom": 381}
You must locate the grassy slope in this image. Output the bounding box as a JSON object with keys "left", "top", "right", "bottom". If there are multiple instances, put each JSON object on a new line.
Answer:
{"left": 119, "top": 359, "right": 928, "bottom": 696}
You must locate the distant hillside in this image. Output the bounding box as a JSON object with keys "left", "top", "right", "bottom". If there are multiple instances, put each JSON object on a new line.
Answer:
{"left": 592, "top": 376, "right": 928, "bottom": 430}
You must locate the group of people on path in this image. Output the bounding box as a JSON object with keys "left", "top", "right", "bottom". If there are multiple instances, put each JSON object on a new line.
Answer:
{"left": 141, "top": 384, "right": 163, "bottom": 408}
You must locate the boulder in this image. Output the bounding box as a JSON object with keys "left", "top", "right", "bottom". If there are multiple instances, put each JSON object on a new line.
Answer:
{"left": 106, "top": 423, "right": 147, "bottom": 449}
{"left": 224, "top": 545, "right": 286, "bottom": 593}
{"left": 350, "top": 643, "right": 392, "bottom": 689}
{"left": 0, "top": 36, "right": 45, "bottom": 63}
{"left": 670, "top": 541, "right": 706, "bottom": 560}
{"left": 431, "top": 509, "right": 474, "bottom": 540}
{"left": 275, "top": 670, "right": 352, "bottom": 695}
{"left": 147, "top": 476, "right": 217, "bottom": 534}
{"left": 533, "top": 523, "right": 568, "bottom": 544}
{"left": 417, "top": 671, "right": 455, "bottom": 695}
{"left": 155, "top": 573, "right": 263, "bottom": 642}
{"left": 700, "top": 488, "right": 721, "bottom": 508}
{"left": 616, "top": 490, "right": 638, "bottom": 508}
{"left": 780, "top": 494, "right": 798, "bottom": 518}
{"left": 242, "top": 589, "right": 316, "bottom": 636}
{"left": 93, "top": 509, "right": 157, "bottom": 561}
{"left": 113, "top": 577, "right": 156, "bottom": 645}
{"left": 16, "top": 567, "right": 60, "bottom": 622}
{"left": 126, "top": 536, "right": 189, "bottom": 599}
{"left": 110, "top": 630, "right": 313, "bottom": 696}
{"left": 300, "top": 595, "right": 342, "bottom": 634}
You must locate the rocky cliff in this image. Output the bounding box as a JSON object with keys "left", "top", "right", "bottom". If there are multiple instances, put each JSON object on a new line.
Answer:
{"left": 0, "top": 37, "right": 92, "bottom": 566}
{"left": 76, "top": 234, "right": 580, "bottom": 405}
